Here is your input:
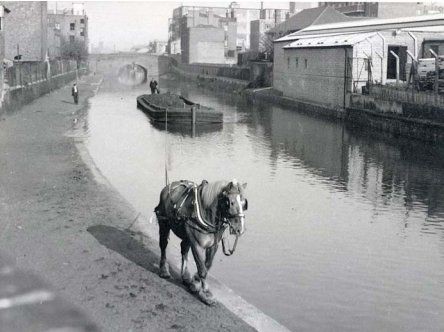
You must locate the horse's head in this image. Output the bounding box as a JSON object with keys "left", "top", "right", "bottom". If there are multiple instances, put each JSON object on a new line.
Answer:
{"left": 219, "top": 180, "right": 248, "bottom": 236}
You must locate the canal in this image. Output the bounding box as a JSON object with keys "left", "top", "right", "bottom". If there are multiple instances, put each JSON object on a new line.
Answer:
{"left": 83, "top": 74, "right": 444, "bottom": 331}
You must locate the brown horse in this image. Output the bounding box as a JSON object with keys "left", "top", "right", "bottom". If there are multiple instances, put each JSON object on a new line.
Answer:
{"left": 154, "top": 179, "right": 248, "bottom": 305}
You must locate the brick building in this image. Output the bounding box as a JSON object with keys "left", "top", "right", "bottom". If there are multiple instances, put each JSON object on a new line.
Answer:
{"left": 169, "top": 2, "right": 293, "bottom": 55}
{"left": 47, "top": 18, "right": 61, "bottom": 59}
{"left": 273, "top": 15, "right": 444, "bottom": 110}
{"left": 0, "top": 4, "right": 10, "bottom": 103}
{"left": 250, "top": 19, "right": 276, "bottom": 53}
{"left": 48, "top": 6, "right": 88, "bottom": 56}
{"left": 3, "top": 1, "right": 48, "bottom": 61}
{"left": 318, "top": 2, "right": 419, "bottom": 18}
{"left": 181, "top": 25, "right": 226, "bottom": 64}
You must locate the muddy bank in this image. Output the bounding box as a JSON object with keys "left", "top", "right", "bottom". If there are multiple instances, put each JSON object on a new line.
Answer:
{"left": 0, "top": 75, "right": 255, "bottom": 331}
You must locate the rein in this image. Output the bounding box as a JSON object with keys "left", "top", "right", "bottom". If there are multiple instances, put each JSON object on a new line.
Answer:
{"left": 221, "top": 232, "right": 239, "bottom": 256}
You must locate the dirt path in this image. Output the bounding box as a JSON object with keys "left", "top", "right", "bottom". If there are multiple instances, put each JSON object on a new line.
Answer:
{"left": 0, "top": 75, "right": 256, "bottom": 331}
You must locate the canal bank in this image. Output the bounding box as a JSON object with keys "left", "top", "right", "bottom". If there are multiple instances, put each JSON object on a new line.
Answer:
{"left": 170, "top": 62, "right": 444, "bottom": 143}
{"left": 0, "top": 75, "right": 258, "bottom": 331}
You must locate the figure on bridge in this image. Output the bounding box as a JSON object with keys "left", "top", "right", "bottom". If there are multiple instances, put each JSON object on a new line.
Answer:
{"left": 149, "top": 78, "right": 159, "bottom": 94}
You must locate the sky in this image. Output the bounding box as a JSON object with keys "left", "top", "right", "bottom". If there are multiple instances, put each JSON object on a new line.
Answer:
{"left": 48, "top": 1, "right": 292, "bottom": 51}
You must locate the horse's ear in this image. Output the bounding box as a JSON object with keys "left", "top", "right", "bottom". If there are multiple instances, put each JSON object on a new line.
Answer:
{"left": 242, "top": 182, "right": 247, "bottom": 189}
{"left": 243, "top": 199, "right": 248, "bottom": 210}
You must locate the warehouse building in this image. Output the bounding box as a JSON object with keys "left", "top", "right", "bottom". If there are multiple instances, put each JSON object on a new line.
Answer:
{"left": 273, "top": 14, "right": 444, "bottom": 110}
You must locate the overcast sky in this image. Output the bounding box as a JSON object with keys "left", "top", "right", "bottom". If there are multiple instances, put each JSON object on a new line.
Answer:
{"left": 48, "top": 1, "right": 291, "bottom": 51}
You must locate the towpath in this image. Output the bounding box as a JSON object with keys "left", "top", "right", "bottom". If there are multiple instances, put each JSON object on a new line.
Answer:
{"left": 0, "top": 74, "right": 256, "bottom": 331}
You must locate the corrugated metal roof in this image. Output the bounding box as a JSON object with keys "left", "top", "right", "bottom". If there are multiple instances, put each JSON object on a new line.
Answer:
{"left": 275, "top": 13, "right": 444, "bottom": 43}
{"left": 283, "top": 32, "right": 376, "bottom": 49}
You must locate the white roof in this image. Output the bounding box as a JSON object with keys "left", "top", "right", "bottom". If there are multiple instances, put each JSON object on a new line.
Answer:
{"left": 276, "top": 13, "right": 444, "bottom": 43}
{"left": 283, "top": 32, "right": 376, "bottom": 49}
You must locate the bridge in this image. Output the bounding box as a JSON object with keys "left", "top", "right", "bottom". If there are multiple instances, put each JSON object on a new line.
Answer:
{"left": 88, "top": 53, "right": 171, "bottom": 82}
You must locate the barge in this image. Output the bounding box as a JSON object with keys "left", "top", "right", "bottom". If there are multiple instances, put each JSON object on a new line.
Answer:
{"left": 137, "top": 93, "right": 223, "bottom": 124}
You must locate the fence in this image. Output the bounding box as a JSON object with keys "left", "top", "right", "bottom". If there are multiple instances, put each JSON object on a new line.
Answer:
{"left": 370, "top": 84, "right": 444, "bottom": 108}
{"left": 5, "top": 60, "right": 83, "bottom": 89}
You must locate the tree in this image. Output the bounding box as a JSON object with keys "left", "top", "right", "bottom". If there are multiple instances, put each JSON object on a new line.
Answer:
{"left": 258, "top": 33, "right": 274, "bottom": 61}
{"left": 60, "top": 37, "right": 88, "bottom": 66}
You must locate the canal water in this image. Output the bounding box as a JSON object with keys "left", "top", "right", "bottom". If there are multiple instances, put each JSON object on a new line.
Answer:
{"left": 84, "top": 76, "right": 444, "bottom": 331}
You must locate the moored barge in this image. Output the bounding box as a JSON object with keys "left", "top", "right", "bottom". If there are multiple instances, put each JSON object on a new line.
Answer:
{"left": 137, "top": 93, "right": 223, "bottom": 124}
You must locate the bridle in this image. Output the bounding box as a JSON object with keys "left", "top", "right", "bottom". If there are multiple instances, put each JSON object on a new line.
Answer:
{"left": 218, "top": 189, "right": 247, "bottom": 256}
{"left": 187, "top": 183, "right": 246, "bottom": 256}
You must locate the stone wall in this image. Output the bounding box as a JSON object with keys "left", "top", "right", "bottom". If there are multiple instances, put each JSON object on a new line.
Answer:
{"left": 349, "top": 92, "right": 444, "bottom": 124}
{"left": 348, "top": 92, "right": 444, "bottom": 142}
{"left": 171, "top": 65, "right": 249, "bottom": 92}
{"left": 177, "top": 62, "right": 250, "bottom": 81}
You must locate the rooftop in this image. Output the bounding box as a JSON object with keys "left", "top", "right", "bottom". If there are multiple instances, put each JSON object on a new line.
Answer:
{"left": 283, "top": 32, "right": 377, "bottom": 49}
{"left": 268, "top": 6, "right": 354, "bottom": 35}
{"left": 276, "top": 13, "right": 444, "bottom": 42}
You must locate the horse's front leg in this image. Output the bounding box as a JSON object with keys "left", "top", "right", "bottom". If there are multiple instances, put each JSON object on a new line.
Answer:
{"left": 205, "top": 244, "right": 218, "bottom": 275}
{"left": 190, "top": 244, "right": 215, "bottom": 305}
{"left": 180, "top": 239, "right": 192, "bottom": 285}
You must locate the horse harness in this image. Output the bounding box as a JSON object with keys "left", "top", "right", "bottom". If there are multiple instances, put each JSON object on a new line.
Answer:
{"left": 167, "top": 180, "right": 221, "bottom": 233}
{"left": 166, "top": 180, "right": 241, "bottom": 256}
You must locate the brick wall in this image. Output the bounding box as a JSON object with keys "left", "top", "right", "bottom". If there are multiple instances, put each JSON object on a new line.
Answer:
{"left": 272, "top": 41, "right": 287, "bottom": 93}
{"left": 4, "top": 2, "right": 47, "bottom": 61}
{"left": 48, "top": 13, "right": 89, "bottom": 47}
{"left": 182, "top": 26, "right": 225, "bottom": 64}
{"left": 279, "top": 47, "right": 351, "bottom": 109}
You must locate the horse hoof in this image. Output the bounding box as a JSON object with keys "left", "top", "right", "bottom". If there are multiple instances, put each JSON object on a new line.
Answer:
{"left": 159, "top": 266, "right": 171, "bottom": 279}
{"left": 188, "top": 280, "right": 201, "bottom": 294}
{"left": 198, "top": 289, "right": 216, "bottom": 306}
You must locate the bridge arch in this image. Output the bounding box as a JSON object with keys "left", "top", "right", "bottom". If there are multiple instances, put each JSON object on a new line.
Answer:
{"left": 117, "top": 63, "right": 147, "bottom": 85}
{"left": 89, "top": 53, "right": 160, "bottom": 82}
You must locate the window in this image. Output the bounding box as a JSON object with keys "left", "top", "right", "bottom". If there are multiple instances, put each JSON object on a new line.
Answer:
{"left": 80, "top": 27, "right": 85, "bottom": 37}
{"left": 55, "top": 23, "right": 60, "bottom": 30}
{"left": 80, "top": 18, "right": 85, "bottom": 24}
{"left": 70, "top": 23, "right": 75, "bottom": 31}
{"left": 287, "top": 57, "right": 290, "bottom": 69}
{"left": 295, "top": 57, "right": 298, "bottom": 68}
{"left": 304, "top": 59, "right": 308, "bottom": 68}
{"left": 69, "top": 35, "right": 75, "bottom": 43}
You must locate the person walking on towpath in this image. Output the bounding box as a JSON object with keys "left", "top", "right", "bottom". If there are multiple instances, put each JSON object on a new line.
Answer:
{"left": 72, "top": 83, "right": 79, "bottom": 104}
{"left": 149, "top": 78, "right": 159, "bottom": 94}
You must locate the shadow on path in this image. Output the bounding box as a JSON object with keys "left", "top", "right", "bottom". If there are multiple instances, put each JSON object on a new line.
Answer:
{"left": 87, "top": 225, "right": 183, "bottom": 287}
{"left": 62, "top": 100, "right": 76, "bottom": 105}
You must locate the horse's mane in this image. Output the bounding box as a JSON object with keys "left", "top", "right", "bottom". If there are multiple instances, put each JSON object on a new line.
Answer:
{"left": 200, "top": 180, "right": 229, "bottom": 208}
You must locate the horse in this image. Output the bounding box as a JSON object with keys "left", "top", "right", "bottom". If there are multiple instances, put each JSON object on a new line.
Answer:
{"left": 153, "top": 179, "right": 248, "bottom": 305}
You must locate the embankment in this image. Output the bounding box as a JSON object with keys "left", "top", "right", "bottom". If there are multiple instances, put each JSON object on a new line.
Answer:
{"left": 169, "top": 58, "right": 444, "bottom": 143}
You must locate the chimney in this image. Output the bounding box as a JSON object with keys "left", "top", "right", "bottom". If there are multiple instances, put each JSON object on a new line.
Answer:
{"left": 289, "top": 2, "right": 296, "bottom": 14}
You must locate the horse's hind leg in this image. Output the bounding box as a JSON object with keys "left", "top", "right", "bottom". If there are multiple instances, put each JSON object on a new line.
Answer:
{"left": 180, "top": 239, "right": 192, "bottom": 285}
{"left": 158, "top": 221, "right": 171, "bottom": 279}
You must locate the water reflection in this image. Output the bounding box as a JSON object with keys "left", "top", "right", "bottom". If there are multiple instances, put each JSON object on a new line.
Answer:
{"left": 229, "top": 95, "right": 444, "bottom": 225}
{"left": 86, "top": 75, "right": 444, "bottom": 332}
{"left": 149, "top": 119, "right": 223, "bottom": 137}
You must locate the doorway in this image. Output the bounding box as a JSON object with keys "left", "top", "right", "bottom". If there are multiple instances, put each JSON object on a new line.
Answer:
{"left": 387, "top": 45, "right": 407, "bottom": 81}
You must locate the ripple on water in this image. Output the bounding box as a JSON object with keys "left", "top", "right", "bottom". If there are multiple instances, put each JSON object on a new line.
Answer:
{"left": 84, "top": 77, "right": 444, "bottom": 332}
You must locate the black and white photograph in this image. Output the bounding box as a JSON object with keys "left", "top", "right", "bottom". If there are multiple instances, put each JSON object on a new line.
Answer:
{"left": 0, "top": 0, "right": 443, "bottom": 331}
